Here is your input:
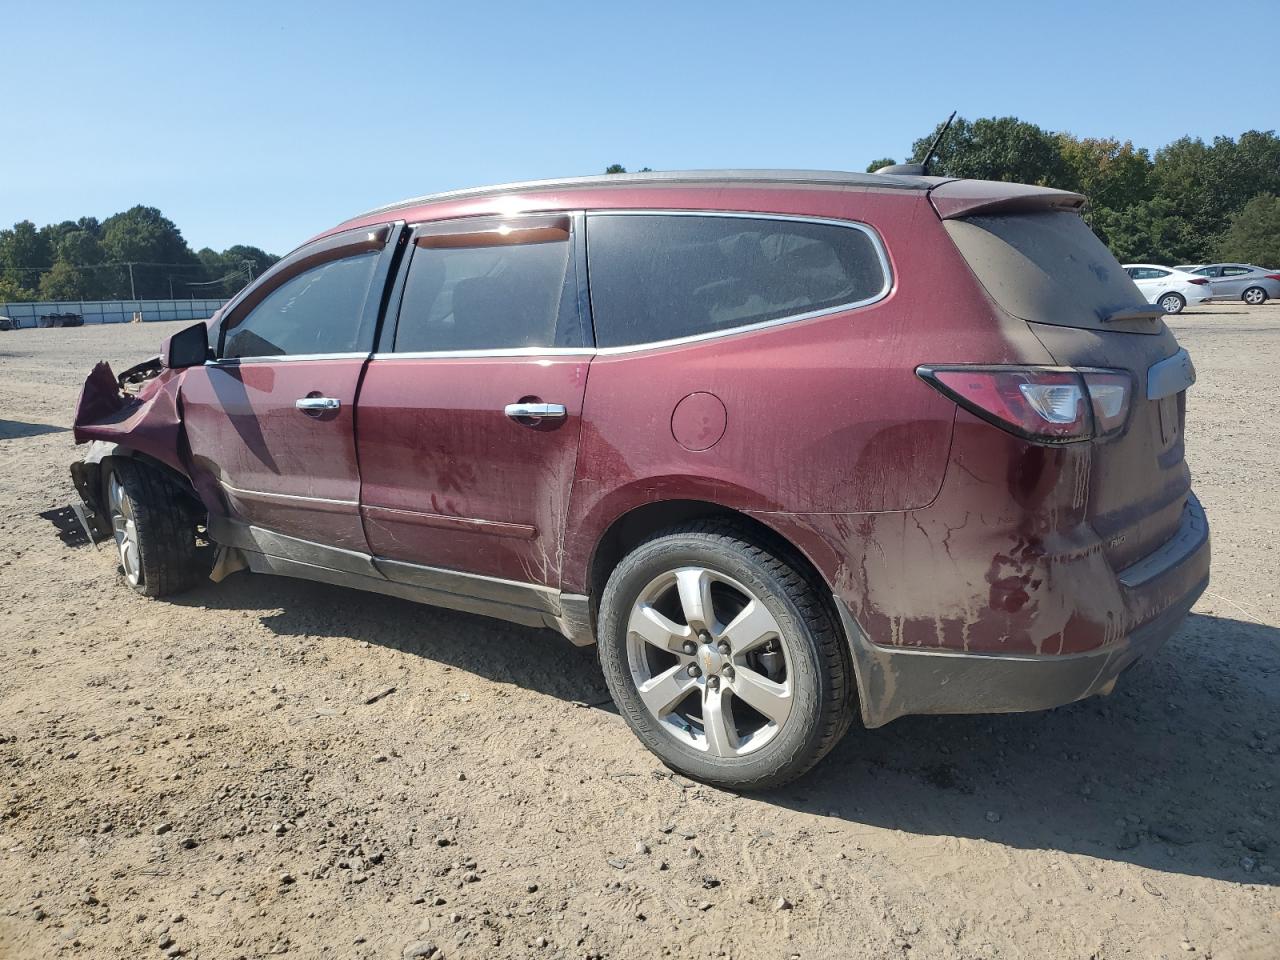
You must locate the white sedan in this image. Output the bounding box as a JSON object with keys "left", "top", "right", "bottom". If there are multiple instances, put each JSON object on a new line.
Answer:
{"left": 1122, "top": 264, "right": 1212, "bottom": 315}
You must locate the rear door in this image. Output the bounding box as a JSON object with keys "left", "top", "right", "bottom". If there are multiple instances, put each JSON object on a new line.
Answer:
{"left": 355, "top": 214, "right": 591, "bottom": 589}
{"left": 1215, "top": 265, "right": 1252, "bottom": 298}
{"left": 182, "top": 224, "right": 398, "bottom": 551}
{"left": 944, "top": 210, "right": 1194, "bottom": 570}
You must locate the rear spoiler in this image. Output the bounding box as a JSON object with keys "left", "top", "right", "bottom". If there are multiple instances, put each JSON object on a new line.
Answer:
{"left": 929, "top": 179, "right": 1087, "bottom": 220}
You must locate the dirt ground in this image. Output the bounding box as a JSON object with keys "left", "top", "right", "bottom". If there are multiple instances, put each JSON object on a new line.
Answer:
{"left": 1, "top": 305, "right": 1276, "bottom": 960}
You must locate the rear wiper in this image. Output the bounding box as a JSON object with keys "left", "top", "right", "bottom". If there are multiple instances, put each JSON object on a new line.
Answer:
{"left": 1102, "top": 306, "right": 1165, "bottom": 323}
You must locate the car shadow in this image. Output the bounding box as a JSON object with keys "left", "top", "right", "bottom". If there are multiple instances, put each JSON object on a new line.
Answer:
{"left": 0, "top": 419, "right": 68, "bottom": 441}
{"left": 177, "top": 574, "right": 1277, "bottom": 885}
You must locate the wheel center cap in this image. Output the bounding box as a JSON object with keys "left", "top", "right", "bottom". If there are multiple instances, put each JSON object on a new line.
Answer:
{"left": 697, "top": 643, "right": 724, "bottom": 677}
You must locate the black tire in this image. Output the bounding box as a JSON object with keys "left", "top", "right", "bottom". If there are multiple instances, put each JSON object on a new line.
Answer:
{"left": 1242, "top": 286, "right": 1268, "bottom": 306}
{"left": 1159, "top": 292, "right": 1185, "bottom": 315}
{"left": 597, "top": 520, "right": 854, "bottom": 790}
{"left": 104, "top": 460, "right": 207, "bottom": 597}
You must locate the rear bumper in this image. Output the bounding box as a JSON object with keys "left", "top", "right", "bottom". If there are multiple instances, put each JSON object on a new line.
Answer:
{"left": 841, "top": 494, "right": 1210, "bottom": 728}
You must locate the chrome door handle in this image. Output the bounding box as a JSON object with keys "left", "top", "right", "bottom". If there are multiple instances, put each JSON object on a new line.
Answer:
{"left": 505, "top": 402, "right": 567, "bottom": 420}
{"left": 295, "top": 397, "right": 340, "bottom": 412}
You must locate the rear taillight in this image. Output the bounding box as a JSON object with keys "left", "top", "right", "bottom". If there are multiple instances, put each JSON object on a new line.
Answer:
{"left": 1266, "top": 274, "right": 1280, "bottom": 281}
{"left": 1188, "top": 277, "right": 1209, "bottom": 285}
{"left": 917, "top": 366, "right": 1131, "bottom": 443}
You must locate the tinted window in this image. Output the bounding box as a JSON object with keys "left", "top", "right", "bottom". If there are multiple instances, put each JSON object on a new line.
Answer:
{"left": 945, "top": 212, "right": 1150, "bottom": 331}
{"left": 223, "top": 252, "right": 379, "bottom": 359}
{"left": 1193, "top": 267, "right": 1217, "bottom": 277}
{"left": 586, "top": 214, "right": 886, "bottom": 348}
{"left": 394, "top": 228, "right": 578, "bottom": 352}
{"left": 1222, "top": 266, "right": 1250, "bottom": 276}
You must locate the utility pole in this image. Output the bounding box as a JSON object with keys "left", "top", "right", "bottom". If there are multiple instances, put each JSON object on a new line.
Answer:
{"left": 126, "top": 262, "right": 136, "bottom": 300}
{"left": 168, "top": 276, "right": 175, "bottom": 299}
{"left": 243, "top": 260, "right": 255, "bottom": 284}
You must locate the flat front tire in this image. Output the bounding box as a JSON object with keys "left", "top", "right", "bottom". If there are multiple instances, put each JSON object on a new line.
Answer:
{"left": 597, "top": 521, "right": 854, "bottom": 790}
{"left": 104, "top": 460, "right": 206, "bottom": 597}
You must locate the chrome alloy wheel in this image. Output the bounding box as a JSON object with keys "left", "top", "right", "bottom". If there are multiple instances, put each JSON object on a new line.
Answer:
{"left": 626, "top": 566, "right": 793, "bottom": 757}
{"left": 1244, "top": 287, "right": 1266, "bottom": 305}
{"left": 1160, "top": 294, "right": 1184, "bottom": 314}
{"left": 108, "top": 473, "right": 141, "bottom": 587}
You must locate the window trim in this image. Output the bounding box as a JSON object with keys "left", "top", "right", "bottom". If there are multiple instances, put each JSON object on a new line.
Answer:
{"left": 212, "top": 223, "right": 402, "bottom": 363}
{"left": 375, "top": 212, "right": 590, "bottom": 358}
{"left": 583, "top": 209, "right": 894, "bottom": 354}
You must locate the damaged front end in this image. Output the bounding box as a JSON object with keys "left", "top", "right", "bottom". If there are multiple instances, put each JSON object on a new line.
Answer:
{"left": 69, "top": 355, "right": 193, "bottom": 543}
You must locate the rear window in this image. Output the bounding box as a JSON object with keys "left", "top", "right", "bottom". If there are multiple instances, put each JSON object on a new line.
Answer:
{"left": 586, "top": 214, "right": 888, "bottom": 348}
{"left": 945, "top": 211, "right": 1154, "bottom": 331}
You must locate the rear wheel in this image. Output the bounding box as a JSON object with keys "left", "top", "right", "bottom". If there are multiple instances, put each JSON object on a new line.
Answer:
{"left": 1159, "top": 292, "right": 1185, "bottom": 315}
{"left": 1243, "top": 286, "right": 1268, "bottom": 305}
{"left": 597, "top": 521, "right": 854, "bottom": 790}
{"left": 105, "top": 460, "right": 207, "bottom": 597}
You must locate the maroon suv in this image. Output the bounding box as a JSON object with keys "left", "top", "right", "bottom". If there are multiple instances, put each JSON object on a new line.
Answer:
{"left": 70, "top": 170, "right": 1209, "bottom": 789}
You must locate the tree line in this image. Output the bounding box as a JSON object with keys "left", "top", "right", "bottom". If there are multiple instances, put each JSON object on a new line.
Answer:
{"left": 0, "top": 206, "right": 278, "bottom": 304}
{"left": 870, "top": 116, "right": 1280, "bottom": 267}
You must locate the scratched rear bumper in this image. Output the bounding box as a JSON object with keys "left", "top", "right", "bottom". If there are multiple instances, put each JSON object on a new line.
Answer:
{"left": 839, "top": 572, "right": 1206, "bottom": 728}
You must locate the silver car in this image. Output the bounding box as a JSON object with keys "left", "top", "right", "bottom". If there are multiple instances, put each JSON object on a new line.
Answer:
{"left": 1186, "top": 264, "right": 1280, "bottom": 305}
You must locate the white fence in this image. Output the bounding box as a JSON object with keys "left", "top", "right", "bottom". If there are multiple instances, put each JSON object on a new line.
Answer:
{"left": 0, "top": 299, "right": 226, "bottom": 327}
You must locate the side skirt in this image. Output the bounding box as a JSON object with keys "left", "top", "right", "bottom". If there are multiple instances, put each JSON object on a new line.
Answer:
{"left": 209, "top": 517, "right": 597, "bottom": 644}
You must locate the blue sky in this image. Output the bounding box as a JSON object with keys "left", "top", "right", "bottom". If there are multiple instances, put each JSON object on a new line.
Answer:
{"left": 3, "top": 0, "right": 1275, "bottom": 255}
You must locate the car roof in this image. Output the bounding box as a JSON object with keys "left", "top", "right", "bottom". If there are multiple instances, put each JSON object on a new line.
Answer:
{"left": 355, "top": 168, "right": 944, "bottom": 219}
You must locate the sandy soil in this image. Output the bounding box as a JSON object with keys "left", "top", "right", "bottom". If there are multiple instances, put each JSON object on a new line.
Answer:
{"left": 1, "top": 306, "right": 1276, "bottom": 960}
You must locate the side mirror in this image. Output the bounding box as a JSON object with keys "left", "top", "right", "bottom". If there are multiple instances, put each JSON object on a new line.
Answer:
{"left": 162, "top": 322, "right": 210, "bottom": 369}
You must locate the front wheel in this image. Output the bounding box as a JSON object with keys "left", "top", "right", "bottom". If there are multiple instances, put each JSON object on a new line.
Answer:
{"left": 1243, "top": 286, "right": 1268, "bottom": 305}
{"left": 1159, "top": 292, "right": 1186, "bottom": 315}
{"left": 597, "top": 521, "right": 854, "bottom": 790}
{"left": 105, "top": 460, "right": 207, "bottom": 597}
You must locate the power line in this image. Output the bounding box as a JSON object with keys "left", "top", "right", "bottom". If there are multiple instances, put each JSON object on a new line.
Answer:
{"left": 1, "top": 261, "right": 230, "bottom": 273}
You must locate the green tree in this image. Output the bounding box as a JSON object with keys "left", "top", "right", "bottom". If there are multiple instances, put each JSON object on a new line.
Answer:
{"left": 0, "top": 276, "right": 31, "bottom": 303}
{"left": 38, "top": 260, "right": 89, "bottom": 301}
{"left": 0, "top": 220, "right": 53, "bottom": 295}
{"left": 1215, "top": 194, "right": 1280, "bottom": 267}
{"left": 100, "top": 205, "right": 200, "bottom": 298}
{"left": 910, "top": 116, "right": 1068, "bottom": 185}
{"left": 1091, "top": 198, "right": 1198, "bottom": 264}
{"left": 604, "top": 164, "right": 627, "bottom": 174}
{"left": 1057, "top": 136, "right": 1152, "bottom": 211}
{"left": 865, "top": 157, "right": 896, "bottom": 173}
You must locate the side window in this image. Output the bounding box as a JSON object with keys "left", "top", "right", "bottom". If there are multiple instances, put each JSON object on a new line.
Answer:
{"left": 393, "top": 217, "right": 581, "bottom": 352}
{"left": 1194, "top": 267, "right": 1218, "bottom": 277}
{"left": 586, "top": 214, "right": 888, "bottom": 348}
{"left": 222, "top": 251, "right": 380, "bottom": 359}
{"left": 1221, "top": 266, "right": 1249, "bottom": 276}
{"left": 1149, "top": 268, "right": 1171, "bottom": 278}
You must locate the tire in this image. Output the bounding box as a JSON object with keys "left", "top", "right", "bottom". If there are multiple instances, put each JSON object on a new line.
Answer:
{"left": 597, "top": 520, "right": 854, "bottom": 790}
{"left": 1159, "top": 292, "right": 1185, "bottom": 315}
{"left": 1243, "top": 286, "right": 1268, "bottom": 306}
{"left": 104, "top": 460, "right": 207, "bottom": 597}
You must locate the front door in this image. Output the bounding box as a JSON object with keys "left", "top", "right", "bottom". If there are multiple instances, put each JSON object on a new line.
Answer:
{"left": 355, "top": 214, "right": 592, "bottom": 589}
{"left": 182, "top": 224, "right": 399, "bottom": 551}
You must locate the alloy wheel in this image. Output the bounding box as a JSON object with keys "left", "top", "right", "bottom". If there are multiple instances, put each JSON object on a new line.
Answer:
{"left": 108, "top": 474, "right": 142, "bottom": 587}
{"left": 1160, "top": 294, "right": 1183, "bottom": 314}
{"left": 1244, "top": 288, "right": 1266, "bottom": 305}
{"left": 625, "top": 566, "right": 793, "bottom": 757}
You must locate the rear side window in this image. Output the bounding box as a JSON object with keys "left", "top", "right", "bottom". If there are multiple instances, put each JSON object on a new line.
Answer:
{"left": 223, "top": 251, "right": 380, "bottom": 359}
{"left": 393, "top": 217, "right": 581, "bottom": 352}
{"left": 586, "top": 214, "right": 888, "bottom": 348}
{"left": 1221, "top": 266, "right": 1250, "bottom": 276}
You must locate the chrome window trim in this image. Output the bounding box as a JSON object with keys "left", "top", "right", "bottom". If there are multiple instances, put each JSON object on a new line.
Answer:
{"left": 370, "top": 347, "right": 595, "bottom": 361}
{"left": 208, "top": 351, "right": 370, "bottom": 365}
{"left": 584, "top": 209, "right": 894, "bottom": 354}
